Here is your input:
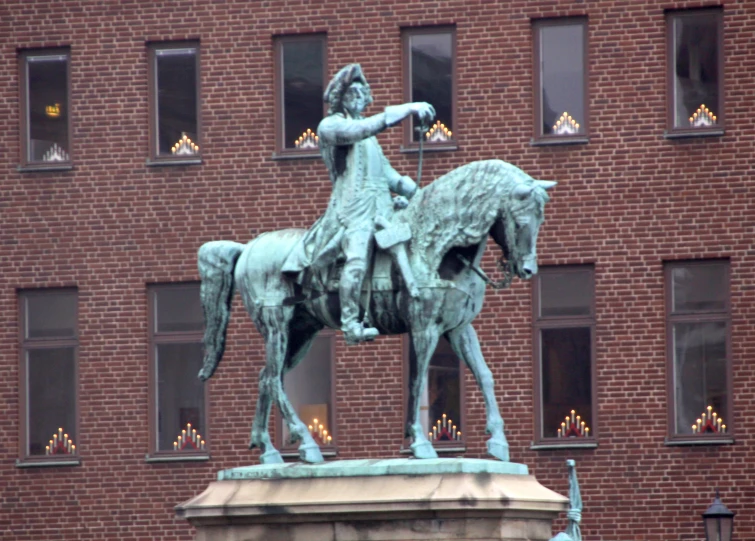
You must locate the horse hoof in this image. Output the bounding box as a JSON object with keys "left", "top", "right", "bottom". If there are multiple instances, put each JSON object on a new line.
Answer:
{"left": 410, "top": 440, "right": 438, "bottom": 459}
{"left": 299, "top": 443, "right": 324, "bottom": 463}
{"left": 259, "top": 449, "right": 284, "bottom": 465}
{"left": 486, "top": 438, "right": 510, "bottom": 462}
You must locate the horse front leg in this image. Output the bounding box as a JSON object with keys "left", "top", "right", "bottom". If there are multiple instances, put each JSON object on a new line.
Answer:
{"left": 447, "top": 323, "right": 509, "bottom": 462}
{"left": 406, "top": 327, "right": 441, "bottom": 459}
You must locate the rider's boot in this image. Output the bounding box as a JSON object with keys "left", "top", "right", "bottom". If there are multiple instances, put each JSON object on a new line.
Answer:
{"left": 340, "top": 265, "right": 379, "bottom": 345}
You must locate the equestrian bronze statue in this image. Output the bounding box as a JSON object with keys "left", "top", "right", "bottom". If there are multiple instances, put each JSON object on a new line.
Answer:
{"left": 196, "top": 64, "right": 556, "bottom": 464}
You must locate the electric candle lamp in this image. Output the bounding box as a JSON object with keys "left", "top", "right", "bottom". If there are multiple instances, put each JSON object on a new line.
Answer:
{"left": 174, "top": 441, "right": 178, "bottom": 450}
{"left": 71, "top": 445, "right": 76, "bottom": 452}
{"left": 585, "top": 427, "right": 589, "bottom": 436}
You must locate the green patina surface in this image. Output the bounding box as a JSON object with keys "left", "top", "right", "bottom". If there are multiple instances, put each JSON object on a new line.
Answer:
{"left": 218, "top": 457, "right": 529, "bottom": 481}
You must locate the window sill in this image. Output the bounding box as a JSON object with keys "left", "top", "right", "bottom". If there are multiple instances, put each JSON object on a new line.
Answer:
{"left": 145, "top": 158, "right": 203, "bottom": 167}
{"left": 280, "top": 447, "right": 337, "bottom": 459}
{"left": 530, "top": 136, "right": 589, "bottom": 147}
{"left": 272, "top": 151, "right": 321, "bottom": 161}
{"left": 17, "top": 164, "right": 74, "bottom": 172}
{"left": 16, "top": 457, "right": 81, "bottom": 468}
{"left": 664, "top": 129, "right": 725, "bottom": 140}
{"left": 145, "top": 453, "right": 210, "bottom": 463}
{"left": 400, "top": 445, "right": 467, "bottom": 455}
{"left": 400, "top": 143, "right": 458, "bottom": 154}
{"left": 530, "top": 441, "right": 598, "bottom": 450}
{"left": 664, "top": 437, "right": 734, "bottom": 447}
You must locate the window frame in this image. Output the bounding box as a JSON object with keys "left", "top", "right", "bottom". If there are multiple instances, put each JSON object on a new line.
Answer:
{"left": 147, "top": 283, "right": 209, "bottom": 459}
{"left": 147, "top": 41, "right": 202, "bottom": 165}
{"left": 401, "top": 335, "right": 468, "bottom": 453}
{"left": 18, "top": 48, "right": 73, "bottom": 170}
{"left": 532, "top": 265, "right": 597, "bottom": 448}
{"left": 665, "top": 8, "right": 725, "bottom": 138}
{"left": 532, "top": 17, "right": 589, "bottom": 144}
{"left": 275, "top": 330, "right": 337, "bottom": 456}
{"left": 17, "top": 289, "right": 80, "bottom": 466}
{"left": 273, "top": 33, "right": 328, "bottom": 159}
{"left": 665, "top": 260, "right": 732, "bottom": 444}
{"left": 401, "top": 25, "right": 458, "bottom": 150}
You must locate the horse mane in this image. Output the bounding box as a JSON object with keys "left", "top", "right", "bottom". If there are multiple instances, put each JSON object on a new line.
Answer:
{"left": 400, "top": 159, "right": 544, "bottom": 273}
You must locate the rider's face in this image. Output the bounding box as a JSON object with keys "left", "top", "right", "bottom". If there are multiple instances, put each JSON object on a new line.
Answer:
{"left": 342, "top": 82, "right": 370, "bottom": 117}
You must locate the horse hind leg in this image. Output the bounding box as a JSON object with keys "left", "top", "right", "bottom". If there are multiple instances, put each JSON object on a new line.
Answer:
{"left": 247, "top": 303, "right": 296, "bottom": 465}
{"left": 447, "top": 324, "right": 509, "bottom": 462}
{"left": 276, "top": 323, "right": 325, "bottom": 464}
{"left": 406, "top": 327, "right": 441, "bottom": 459}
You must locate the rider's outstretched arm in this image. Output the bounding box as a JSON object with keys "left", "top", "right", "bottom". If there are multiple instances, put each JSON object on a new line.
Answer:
{"left": 317, "top": 113, "right": 390, "bottom": 146}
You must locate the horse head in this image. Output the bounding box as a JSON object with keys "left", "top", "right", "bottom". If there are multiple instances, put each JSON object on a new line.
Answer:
{"left": 491, "top": 179, "right": 556, "bottom": 280}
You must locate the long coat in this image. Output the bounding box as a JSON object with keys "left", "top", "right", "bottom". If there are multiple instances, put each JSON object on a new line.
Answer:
{"left": 281, "top": 111, "right": 411, "bottom": 278}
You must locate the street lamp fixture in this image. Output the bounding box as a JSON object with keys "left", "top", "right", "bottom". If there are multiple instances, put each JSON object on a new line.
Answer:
{"left": 702, "top": 489, "right": 735, "bottom": 541}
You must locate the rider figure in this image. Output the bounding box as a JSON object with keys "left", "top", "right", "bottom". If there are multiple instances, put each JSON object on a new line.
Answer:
{"left": 281, "top": 64, "right": 435, "bottom": 344}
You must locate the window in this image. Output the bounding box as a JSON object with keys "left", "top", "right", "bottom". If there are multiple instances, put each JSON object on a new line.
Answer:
{"left": 533, "top": 19, "right": 588, "bottom": 141}
{"left": 404, "top": 336, "right": 465, "bottom": 450}
{"left": 148, "top": 284, "right": 207, "bottom": 456}
{"left": 19, "top": 290, "right": 78, "bottom": 463}
{"left": 666, "top": 261, "right": 731, "bottom": 441}
{"left": 19, "top": 49, "right": 72, "bottom": 167}
{"left": 274, "top": 34, "right": 327, "bottom": 156}
{"left": 278, "top": 332, "right": 336, "bottom": 452}
{"left": 403, "top": 27, "right": 456, "bottom": 147}
{"left": 533, "top": 267, "right": 595, "bottom": 445}
{"left": 667, "top": 9, "right": 724, "bottom": 135}
{"left": 148, "top": 43, "right": 201, "bottom": 162}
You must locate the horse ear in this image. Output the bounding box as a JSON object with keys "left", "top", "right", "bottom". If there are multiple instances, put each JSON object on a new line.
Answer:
{"left": 535, "top": 180, "right": 557, "bottom": 190}
{"left": 513, "top": 184, "right": 533, "bottom": 200}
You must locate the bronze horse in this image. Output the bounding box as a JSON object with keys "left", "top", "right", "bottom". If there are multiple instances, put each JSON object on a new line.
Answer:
{"left": 197, "top": 159, "right": 555, "bottom": 464}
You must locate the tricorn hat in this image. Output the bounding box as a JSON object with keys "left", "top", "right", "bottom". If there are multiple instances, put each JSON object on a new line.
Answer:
{"left": 323, "top": 63, "right": 371, "bottom": 113}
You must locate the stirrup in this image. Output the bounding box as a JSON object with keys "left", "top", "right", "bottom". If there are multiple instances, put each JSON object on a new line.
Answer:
{"left": 343, "top": 322, "right": 379, "bottom": 345}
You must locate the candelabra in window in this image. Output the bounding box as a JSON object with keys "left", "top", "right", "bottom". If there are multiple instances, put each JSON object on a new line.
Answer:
{"left": 171, "top": 133, "right": 199, "bottom": 155}
{"left": 294, "top": 128, "right": 319, "bottom": 149}
{"left": 552, "top": 112, "right": 580, "bottom": 135}
{"left": 42, "top": 143, "right": 69, "bottom": 162}
{"left": 557, "top": 409, "right": 591, "bottom": 438}
{"left": 692, "top": 406, "right": 726, "bottom": 434}
{"left": 689, "top": 105, "right": 717, "bottom": 128}
{"left": 424, "top": 120, "right": 452, "bottom": 143}
{"left": 428, "top": 413, "right": 461, "bottom": 442}
{"left": 45, "top": 427, "right": 76, "bottom": 455}
{"left": 173, "top": 422, "right": 206, "bottom": 451}
{"left": 307, "top": 417, "right": 332, "bottom": 445}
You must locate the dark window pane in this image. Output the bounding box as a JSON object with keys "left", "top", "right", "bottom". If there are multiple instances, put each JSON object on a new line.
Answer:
{"left": 283, "top": 40, "right": 323, "bottom": 149}
{"left": 282, "top": 335, "right": 333, "bottom": 445}
{"left": 410, "top": 32, "right": 453, "bottom": 142}
{"left": 673, "top": 14, "right": 720, "bottom": 128}
{"left": 539, "top": 270, "right": 592, "bottom": 317}
{"left": 672, "top": 264, "right": 726, "bottom": 312}
{"left": 157, "top": 342, "right": 205, "bottom": 451}
{"left": 27, "top": 55, "right": 69, "bottom": 162}
{"left": 541, "top": 327, "right": 592, "bottom": 438}
{"left": 673, "top": 322, "right": 728, "bottom": 434}
{"left": 26, "top": 292, "right": 76, "bottom": 339}
{"left": 155, "top": 286, "right": 203, "bottom": 333}
{"left": 156, "top": 48, "right": 198, "bottom": 156}
{"left": 27, "top": 348, "right": 76, "bottom": 455}
{"left": 540, "top": 23, "right": 585, "bottom": 136}
{"left": 426, "top": 338, "right": 462, "bottom": 442}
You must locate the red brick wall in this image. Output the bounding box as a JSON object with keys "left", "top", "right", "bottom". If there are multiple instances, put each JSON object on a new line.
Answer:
{"left": 1, "top": 1, "right": 753, "bottom": 540}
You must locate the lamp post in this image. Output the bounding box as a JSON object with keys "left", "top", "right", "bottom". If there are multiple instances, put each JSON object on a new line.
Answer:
{"left": 702, "top": 489, "right": 735, "bottom": 541}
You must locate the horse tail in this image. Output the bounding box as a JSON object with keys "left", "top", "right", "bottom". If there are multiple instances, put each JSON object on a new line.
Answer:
{"left": 197, "top": 240, "right": 244, "bottom": 381}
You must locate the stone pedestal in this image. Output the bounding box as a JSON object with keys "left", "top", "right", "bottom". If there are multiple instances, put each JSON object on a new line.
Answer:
{"left": 176, "top": 458, "right": 568, "bottom": 541}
